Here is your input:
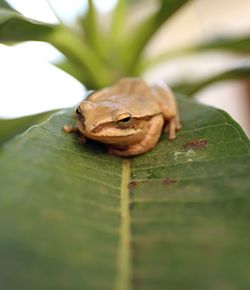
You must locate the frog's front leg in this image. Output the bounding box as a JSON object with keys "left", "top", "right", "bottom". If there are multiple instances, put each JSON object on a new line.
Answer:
{"left": 63, "top": 124, "right": 78, "bottom": 133}
{"left": 152, "top": 83, "right": 181, "bottom": 139}
{"left": 108, "top": 114, "right": 164, "bottom": 157}
{"left": 63, "top": 122, "right": 86, "bottom": 144}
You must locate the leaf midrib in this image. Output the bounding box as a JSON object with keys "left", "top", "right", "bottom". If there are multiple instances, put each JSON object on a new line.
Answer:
{"left": 116, "top": 159, "right": 132, "bottom": 290}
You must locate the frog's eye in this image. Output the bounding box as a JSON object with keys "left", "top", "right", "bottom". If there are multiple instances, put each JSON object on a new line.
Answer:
{"left": 115, "top": 113, "right": 132, "bottom": 128}
{"left": 75, "top": 106, "right": 81, "bottom": 116}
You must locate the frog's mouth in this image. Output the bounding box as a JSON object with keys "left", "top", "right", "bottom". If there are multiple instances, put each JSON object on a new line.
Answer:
{"left": 86, "top": 127, "right": 145, "bottom": 145}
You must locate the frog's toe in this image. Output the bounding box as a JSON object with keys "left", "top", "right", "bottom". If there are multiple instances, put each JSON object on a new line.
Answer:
{"left": 63, "top": 124, "right": 78, "bottom": 133}
{"left": 175, "top": 117, "right": 182, "bottom": 130}
{"left": 165, "top": 118, "right": 178, "bottom": 140}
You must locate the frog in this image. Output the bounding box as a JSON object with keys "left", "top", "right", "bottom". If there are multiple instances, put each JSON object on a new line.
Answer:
{"left": 64, "top": 78, "right": 181, "bottom": 157}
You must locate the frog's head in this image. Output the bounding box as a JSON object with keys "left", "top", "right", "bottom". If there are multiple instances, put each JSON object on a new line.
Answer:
{"left": 75, "top": 99, "right": 146, "bottom": 145}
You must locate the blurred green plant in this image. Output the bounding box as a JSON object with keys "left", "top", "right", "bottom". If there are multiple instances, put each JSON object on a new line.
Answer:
{"left": 0, "top": 0, "right": 250, "bottom": 91}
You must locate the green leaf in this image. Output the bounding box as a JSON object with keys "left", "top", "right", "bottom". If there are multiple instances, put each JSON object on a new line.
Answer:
{"left": 0, "top": 9, "right": 111, "bottom": 88}
{"left": 140, "top": 34, "right": 250, "bottom": 73}
{"left": 173, "top": 66, "right": 250, "bottom": 95}
{"left": 53, "top": 58, "right": 93, "bottom": 87}
{"left": 0, "top": 111, "right": 55, "bottom": 146}
{"left": 124, "top": 0, "right": 191, "bottom": 73}
{"left": 81, "top": 0, "right": 104, "bottom": 57}
{"left": 195, "top": 34, "right": 250, "bottom": 54}
{"left": 0, "top": 8, "right": 54, "bottom": 42}
{"left": 111, "top": 0, "right": 126, "bottom": 44}
{"left": 0, "top": 97, "right": 250, "bottom": 289}
{"left": 49, "top": 27, "right": 113, "bottom": 88}
{"left": 0, "top": 0, "right": 15, "bottom": 10}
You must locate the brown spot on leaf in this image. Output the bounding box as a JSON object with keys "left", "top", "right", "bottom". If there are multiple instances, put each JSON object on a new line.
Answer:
{"left": 182, "top": 139, "right": 208, "bottom": 150}
{"left": 161, "top": 179, "right": 177, "bottom": 185}
{"left": 128, "top": 181, "right": 138, "bottom": 190}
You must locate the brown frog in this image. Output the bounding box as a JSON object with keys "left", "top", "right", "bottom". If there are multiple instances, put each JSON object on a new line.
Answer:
{"left": 64, "top": 78, "right": 181, "bottom": 157}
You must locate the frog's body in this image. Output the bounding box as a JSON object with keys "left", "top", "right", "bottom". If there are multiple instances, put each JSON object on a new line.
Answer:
{"left": 64, "top": 78, "right": 181, "bottom": 156}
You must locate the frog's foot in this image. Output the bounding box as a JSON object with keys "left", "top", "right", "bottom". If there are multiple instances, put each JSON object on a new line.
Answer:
{"left": 152, "top": 83, "right": 181, "bottom": 139}
{"left": 107, "top": 114, "right": 164, "bottom": 157}
{"left": 63, "top": 124, "right": 86, "bottom": 144}
{"left": 63, "top": 124, "right": 78, "bottom": 133}
{"left": 164, "top": 116, "right": 181, "bottom": 140}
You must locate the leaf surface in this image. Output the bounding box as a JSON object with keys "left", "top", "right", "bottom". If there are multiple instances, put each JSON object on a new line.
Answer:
{"left": 81, "top": 0, "right": 104, "bottom": 57}
{"left": 0, "top": 0, "right": 15, "bottom": 10}
{"left": 0, "top": 111, "right": 55, "bottom": 146}
{"left": 53, "top": 58, "right": 91, "bottom": 86}
{"left": 0, "top": 97, "right": 250, "bottom": 290}
{"left": 0, "top": 8, "right": 54, "bottom": 42}
{"left": 0, "top": 8, "right": 112, "bottom": 88}
{"left": 194, "top": 34, "right": 250, "bottom": 54}
{"left": 173, "top": 66, "right": 250, "bottom": 95}
{"left": 124, "top": 0, "right": 191, "bottom": 72}
{"left": 140, "top": 34, "right": 250, "bottom": 73}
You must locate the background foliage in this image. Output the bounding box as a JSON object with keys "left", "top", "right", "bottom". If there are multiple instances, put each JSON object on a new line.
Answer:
{"left": 0, "top": 0, "right": 250, "bottom": 91}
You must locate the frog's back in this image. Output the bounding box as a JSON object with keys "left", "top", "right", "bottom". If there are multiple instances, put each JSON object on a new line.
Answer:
{"left": 88, "top": 78, "right": 161, "bottom": 118}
